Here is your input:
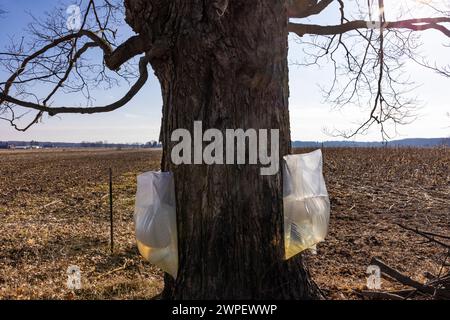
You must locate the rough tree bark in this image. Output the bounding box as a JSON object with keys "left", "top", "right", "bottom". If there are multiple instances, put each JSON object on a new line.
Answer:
{"left": 125, "top": 0, "right": 321, "bottom": 299}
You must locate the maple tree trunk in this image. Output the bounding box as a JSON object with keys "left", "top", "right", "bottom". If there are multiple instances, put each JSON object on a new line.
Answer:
{"left": 125, "top": 0, "right": 321, "bottom": 299}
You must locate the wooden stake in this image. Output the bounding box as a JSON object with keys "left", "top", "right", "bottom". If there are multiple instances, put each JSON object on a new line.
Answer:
{"left": 109, "top": 168, "right": 114, "bottom": 254}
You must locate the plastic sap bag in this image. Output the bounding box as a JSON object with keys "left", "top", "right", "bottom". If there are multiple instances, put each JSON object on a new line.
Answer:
{"left": 134, "top": 171, "right": 178, "bottom": 278}
{"left": 283, "top": 149, "right": 330, "bottom": 259}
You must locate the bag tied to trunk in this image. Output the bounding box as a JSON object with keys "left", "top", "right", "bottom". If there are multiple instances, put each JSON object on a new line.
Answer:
{"left": 134, "top": 171, "right": 178, "bottom": 278}
{"left": 283, "top": 149, "right": 330, "bottom": 259}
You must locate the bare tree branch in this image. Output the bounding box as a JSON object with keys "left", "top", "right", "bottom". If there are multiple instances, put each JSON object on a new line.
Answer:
{"left": 290, "top": 0, "right": 450, "bottom": 140}
{"left": 288, "top": 0, "right": 335, "bottom": 19}
{"left": 1, "top": 55, "right": 149, "bottom": 116}
{"left": 0, "top": 0, "right": 151, "bottom": 130}
{"left": 289, "top": 17, "right": 450, "bottom": 37}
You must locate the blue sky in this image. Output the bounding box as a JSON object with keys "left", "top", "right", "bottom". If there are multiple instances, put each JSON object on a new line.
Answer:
{"left": 0, "top": 0, "right": 449, "bottom": 143}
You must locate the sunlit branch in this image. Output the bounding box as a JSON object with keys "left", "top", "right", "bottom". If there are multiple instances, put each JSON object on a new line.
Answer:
{"left": 289, "top": 17, "right": 450, "bottom": 37}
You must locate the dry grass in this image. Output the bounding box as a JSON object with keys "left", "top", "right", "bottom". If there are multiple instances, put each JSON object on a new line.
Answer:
{"left": 0, "top": 147, "right": 448, "bottom": 299}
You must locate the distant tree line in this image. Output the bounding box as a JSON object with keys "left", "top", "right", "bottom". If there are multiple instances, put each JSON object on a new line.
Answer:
{"left": 2, "top": 138, "right": 448, "bottom": 150}
{"left": 0, "top": 140, "right": 162, "bottom": 149}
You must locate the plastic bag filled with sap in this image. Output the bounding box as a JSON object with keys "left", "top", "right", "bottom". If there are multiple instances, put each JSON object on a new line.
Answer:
{"left": 134, "top": 171, "right": 178, "bottom": 278}
{"left": 283, "top": 149, "right": 330, "bottom": 260}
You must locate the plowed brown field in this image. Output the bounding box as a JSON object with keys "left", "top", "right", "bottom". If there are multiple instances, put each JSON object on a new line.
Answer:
{"left": 0, "top": 148, "right": 448, "bottom": 299}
